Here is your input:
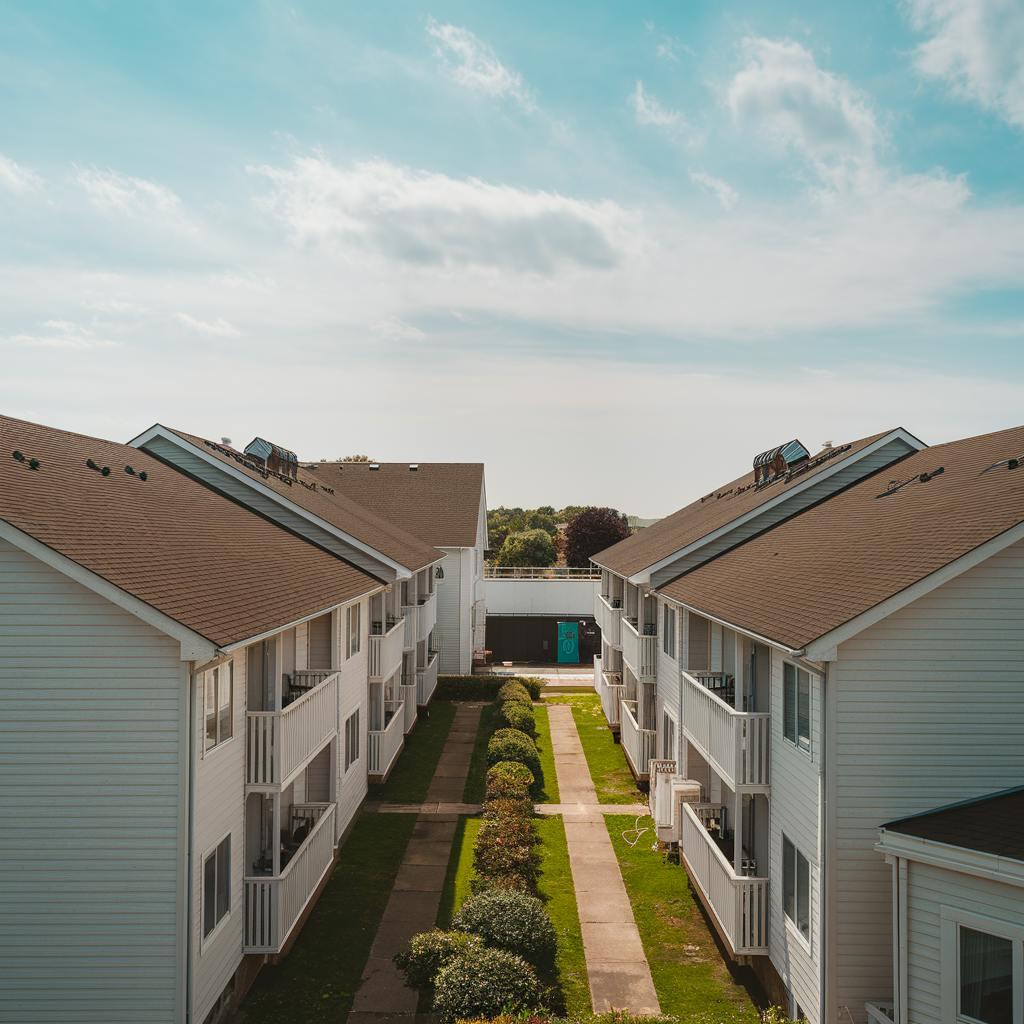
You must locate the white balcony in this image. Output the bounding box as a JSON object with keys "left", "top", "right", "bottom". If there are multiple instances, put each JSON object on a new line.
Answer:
{"left": 417, "top": 652, "right": 439, "bottom": 706}
{"left": 368, "top": 700, "right": 405, "bottom": 780}
{"left": 595, "top": 594, "right": 623, "bottom": 648}
{"left": 597, "top": 669, "right": 625, "bottom": 728}
{"left": 402, "top": 604, "right": 418, "bottom": 650}
{"left": 593, "top": 654, "right": 602, "bottom": 692}
{"left": 244, "top": 802, "right": 336, "bottom": 953}
{"left": 400, "top": 683, "right": 418, "bottom": 733}
{"left": 620, "top": 698, "right": 656, "bottom": 780}
{"left": 680, "top": 670, "right": 770, "bottom": 791}
{"left": 246, "top": 672, "right": 339, "bottom": 788}
{"left": 680, "top": 801, "right": 768, "bottom": 956}
{"left": 369, "top": 618, "right": 405, "bottom": 682}
{"left": 416, "top": 591, "right": 437, "bottom": 643}
{"left": 622, "top": 618, "right": 657, "bottom": 681}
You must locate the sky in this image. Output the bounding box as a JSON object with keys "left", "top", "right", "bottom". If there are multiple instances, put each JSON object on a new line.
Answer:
{"left": 2, "top": 1, "right": 1023, "bottom": 516}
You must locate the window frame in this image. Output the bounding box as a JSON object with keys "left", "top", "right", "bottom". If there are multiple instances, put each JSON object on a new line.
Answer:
{"left": 782, "top": 833, "right": 812, "bottom": 949}
{"left": 662, "top": 603, "right": 677, "bottom": 659}
{"left": 344, "top": 709, "right": 361, "bottom": 771}
{"left": 203, "top": 661, "right": 234, "bottom": 755}
{"left": 662, "top": 708, "right": 677, "bottom": 762}
{"left": 783, "top": 661, "right": 812, "bottom": 753}
{"left": 201, "top": 833, "right": 232, "bottom": 946}
{"left": 346, "top": 603, "right": 361, "bottom": 660}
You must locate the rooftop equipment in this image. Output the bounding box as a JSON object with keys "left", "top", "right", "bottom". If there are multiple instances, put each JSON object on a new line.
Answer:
{"left": 753, "top": 439, "right": 810, "bottom": 485}
{"left": 244, "top": 437, "right": 299, "bottom": 480}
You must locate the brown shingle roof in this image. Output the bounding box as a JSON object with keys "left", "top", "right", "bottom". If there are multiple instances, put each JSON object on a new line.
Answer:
{"left": 318, "top": 462, "right": 484, "bottom": 548}
{"left": 884, "top": 787, "right": 1024, "bottom": 861}
{"left": 161, "top": 429, "right": 442, "bottom": 573}
{"left": 659, "top": 425, "right": 1024, "bottom": 649}
{"left": 594, "top": 430, "right": 903, "bottom": 577}
{"left": 1, "top": 416, "right": 379, "bottom": 648}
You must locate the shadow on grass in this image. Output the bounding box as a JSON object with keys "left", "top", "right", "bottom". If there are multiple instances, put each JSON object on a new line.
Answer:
{"left": 370, "top": 700, "right": 457, "bottom": 803}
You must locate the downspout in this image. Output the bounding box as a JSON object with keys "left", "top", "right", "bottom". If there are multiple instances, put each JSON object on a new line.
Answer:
{"left": 819, "top": 664, "right": 829, "bottom": 1024}
{"left": 185, "top": 667, "right": 197, "bottom": 1023}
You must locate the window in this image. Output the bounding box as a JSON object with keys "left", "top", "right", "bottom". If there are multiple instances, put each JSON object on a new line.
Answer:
{"left": 203, "top": 663, "right": 233, "bottom": 753}
{"left": 782, "top": 834, "right": 810, "bottom": 942}
{"left": 344, "top": 709, "right": 360, "bottom": 770}
{"left": 959, "top": 926, "right": 1013, "bottom": 1024}
{"left": 662, "top": 604, "right": 677, "bottom": 658}
{"left": 346, "top": 603, "right": 361, "bottom": 660}
{"left": 783, "top": 663, "right": 811, "bottom": 751}
{"left": 202, "top": 835, "right": 231, "bottom": 939}
{"left": 662, "top": 712, "right": 676, "bottom": 762}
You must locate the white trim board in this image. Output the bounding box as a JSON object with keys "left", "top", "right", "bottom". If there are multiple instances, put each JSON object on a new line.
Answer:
{"left": 876, "top": 830, "right": 1024, "bottom": 889}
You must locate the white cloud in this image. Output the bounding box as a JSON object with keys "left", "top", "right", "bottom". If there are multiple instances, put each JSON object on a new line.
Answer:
{"left": 4, "top": 319, "right": 116, "bottom": 350}
{"left": 907, "top": 0, "right": 1024, "bottom": 129}
{"left": 74, "top": 166, "right": 185, "bottom": 220}
{"left": 426, "top": 18, "right": 533, "bottom": 109}
{"left": 176, "top": 313, "right": 241, "bottom": 338}
{"left": 371, "top": 316, "right": 427, "bottom": 342}
{"left": 0, "top": 154, "right": 43, "bottom": 194}
{"left": 251, "top": 156, "right": 627, "bottom": 272}
{"left": 689, "top": 170, "right": 739, "bottom": 210}
{"left": 631, "top": 80, "right": 685, "bottom": 129}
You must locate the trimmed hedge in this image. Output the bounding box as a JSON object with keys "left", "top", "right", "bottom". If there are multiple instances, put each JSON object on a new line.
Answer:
{"left": 498, "top": 699, "right": 536, "bottom": 736}
{"left": 472, "top": 814, "right": 539, "bottom": 893}
{"left": 437, "top": 675, "right": 545, "bottom": 702}
{"left": 433, "top": 947, "right": 541, "bottom": 1023}
{"left": 454, "top": 888, "right": 557, "bottom": 968}
{"left": 485, "top": 760, "right": 535, "bottom": 801}
{"left": 483, "top": 796, "right": 533, "bottom": 821}
{"left": 497, "top": 680, "right": 532, "bottom": 705}
{"left": 393, "top": 929, "right": 483, "bottom": 991}
{"left": 487, "top": 728, "right": 541, "bottom": 779}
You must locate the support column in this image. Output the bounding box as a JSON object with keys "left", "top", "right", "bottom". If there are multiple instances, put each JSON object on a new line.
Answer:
{"left": 734, "top": 792, "right": 744, "bottom": 875}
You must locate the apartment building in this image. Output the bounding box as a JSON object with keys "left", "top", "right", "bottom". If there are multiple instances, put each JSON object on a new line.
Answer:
{"left": 317, "top": 460, "right": 488, "bottom": 674}
{"left": 592, "top": 426, "right": 1024, "bottom": 1024}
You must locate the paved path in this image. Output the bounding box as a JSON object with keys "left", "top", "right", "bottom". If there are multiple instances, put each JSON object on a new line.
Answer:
{"left": 348, "top": 703, "right": 482, "bottom": 1024}
{"left": 547, "top": 704, "right": 661, "bottom": 1016}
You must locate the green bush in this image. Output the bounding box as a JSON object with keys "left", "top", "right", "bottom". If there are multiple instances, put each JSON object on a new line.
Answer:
{"left": 436, "top": 675, "right": 544, "bottom": 701}
{"left": 497, "top": 680, "right": 532, "bottom": 705}
{"left": 393, "top": 929, "right": 484, "bottom": 991}
{"left": 517, "top": 677, "right": 545, "bottom": 700}
{"left": 487, "top": 728, "right": 541, "bottom": 779}
{"left": 483, "top": 796, "right": 533, "bottom": 821}
{"left": 432, "top": 946, "right": 541, "bottom": 1022}
{"left": 454, "top": 888, "right": 557, "bottom": 968}
{"left": 498, "top": 699, "right": 536, "bottom": 736}
{"left": 472, "top": 815, "right": 539, "bottom": 893}
{"left": 485, "top": 761, "right": 535, "bottom": 801}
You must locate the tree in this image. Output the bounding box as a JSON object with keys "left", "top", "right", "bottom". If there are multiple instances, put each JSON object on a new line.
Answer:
{"left": 340, "top": 454, "right": 372, "bottom": 462}
{"left": 496, "top": 528, "right": 556, "bottom": 567}
{"left": 563, "top": 507, "right": 630, "bottom": 567}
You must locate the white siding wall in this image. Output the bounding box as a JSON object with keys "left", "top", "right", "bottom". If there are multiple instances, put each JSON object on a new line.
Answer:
{"left": 827, "top": 539, "right": 1024, "bottom": 1024}
{"left": 191, "top": 652, "right": 246, "bottom": 1024}
{"left": 0, "top": 538, "right": 187, "bottom": 1023}
{"left": 436, "top": 548, "right": 470, "bottom": 674}
{"left": 903, "top": 862, "right": 1024, "bottom": 1024}
{"left": 769, "top": 648, "right": 824, "bottom": 1024}
{"left": 335, "top": 596, "right": 369, "bottom": 839}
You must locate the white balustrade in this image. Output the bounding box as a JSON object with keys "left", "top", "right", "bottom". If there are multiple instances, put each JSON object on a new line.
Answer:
{"left": 595, "top": 594, "right": 623, "bottom": 647}
{"left": 401, "top": 683, "right": 418, "bottom": 733}
{"left": 368, "top": 618, "right": 405, "bottom": 681}
{"left": 620, "top": 699, "right": 656, "bottom": 779}
{"left": 246, "top": 672, "right": 339, "bottom": 787}
{"left": 599, "top": 673, "right": 625, "bottom": 727}
{"left": 622, "top": 618, "right": 658, "bottom": 680}
{"left": 680, "top": 802, "right": 768, "bottom": 955}
{"left": 593, "top": 654, "right": 602, "bottom": 692}
{"left": 244, "top": 802, "right": 336, "bottom": 953}
{"left": 417, "top": 653, "right": 439, "bottom": 706}
{"left": 680, "top": 670, "right": 770, "bottom": 790}
{"left": 368, "top": 700, "right": 405, "bottom": 778}
{"left": 416, "top": 591, "right": 437, "bottom": 643}
{"left": 402, "top": 604, "right": 418, "bottom": 650}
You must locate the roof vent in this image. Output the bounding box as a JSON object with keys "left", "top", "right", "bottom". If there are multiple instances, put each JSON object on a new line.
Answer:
{"left": 753, "top": 439, "right": 810, "bottom": 486}
{"left": 409, "top": 463, "right": 419, "bottom": 471}
{"left": 220, "top": 437, "right": 232, "bottom": 446}
{"left": 244, "top": 437, "right": 299, "bottom": 480}
{"left": 369, "top": 463, "right": 380, "bottom": 471}
{"left": 821, "top": 440, "right": 833, "bottom": 450}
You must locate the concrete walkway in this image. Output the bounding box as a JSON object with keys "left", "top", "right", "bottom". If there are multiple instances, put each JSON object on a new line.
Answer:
{"left": 348, "top": 703, "right": 482, "bottom": 1024}
{"left": 547, "top": 704, "right": 662, "bottom": 1016}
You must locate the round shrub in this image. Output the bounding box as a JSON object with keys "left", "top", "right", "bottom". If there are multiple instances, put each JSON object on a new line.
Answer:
{"left": 432, "top": 946, "right": 541, "bottom": 1022}
{"left": 497, "top": 680, "right": 532, "bottom": 706}
{"left": 453, "top": 888, "right": 557, "bottom": 968}
{"left": 472, "top": 816, "right": 538, "bottom": 892}
{"left": 486, "top": 761, "right": 534, "bottom": 801}
{"left": 498, "top": 699, "right": 536, "bottom": 736}
{"left": 483, "top": 796, "right": 533, "bottom": 821}
{"left": 519, "top": 677, "right": 545, "bottom": 700}
{"left": 394, "top": 929, "right": 484, "bottom": 990}
{"left": 487, "top": 728, "right": 541, "bottom": 779}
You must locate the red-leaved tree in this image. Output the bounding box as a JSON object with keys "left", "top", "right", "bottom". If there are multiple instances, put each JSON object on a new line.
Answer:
{"left": 564, "top": 507, "right": 630, "bottom": 567}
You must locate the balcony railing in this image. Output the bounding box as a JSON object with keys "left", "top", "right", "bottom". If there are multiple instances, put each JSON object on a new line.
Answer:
{"left": 593, "top": 654, "right": 602, "bottom": 693}
{"left": 598, "top": 670, "right": 625, "bottom": 728}
{"left": 680, "top": 670, "right": 770, "bottom": 790}
{"left": 417, "top": 652, "right": 439, "bottom": 706}
{"left": 244, "top": 802, "right": 336, "bottom": 953}
{"left": 485, "top": 565, "right": 601, "bottom": 579}
{"left": 680, "top": 802, "right": 768, "bottom": 956}
{"left": 246, "top": 671, "right": 339, "bottom": 787}
{"left": 622, "top": 618, "right": 657, "bottom": 680}
{"left": 401, "top": 604, "right": 418, "bottom": 650}
{"left": 368, "top": 700, "right": 405, "bottom": 778}
{"left": 400, "top": 683, "right": 418, "bottom": 733}
{"left": 620, "top": 699, "right": 656, "bottom": 780}
{"left": 594, "top": 594, "right": 623, "bottom": 647}
{"left": 416, "top": 591, "right": 437, "bottom": 643}
{"left": 369, "top": 618, "right": 405, "bottom": 681}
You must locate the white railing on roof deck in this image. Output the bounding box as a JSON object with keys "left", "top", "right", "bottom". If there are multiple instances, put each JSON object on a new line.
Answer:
{"left": 243, "top": 802, "right": 336, "bottom": 953}
{"left": 622, "top": 618, "right": 657, "bottom": 680}
{"left": 485, "top": 565, "right": 601, "bottom": 579}
{"left": 595, "top": 594, "right": 624, "bottom": 647}
{"left": 402, "top": 605, "right": 418, "bottom": 650}
{"left": 680, "top": 801, "right": 768, "bottom": 956}
{"left": 620, "top": 699, "right": 656, "bottom": 779}
{"left": 246, "top": 672, "right": 339, "bottom": 787}
{"left": 368, "top": 700, "right": 405, "bottom": 777}
{"left": 417, "top": 653, "right": 439, "bottom": 706}
{"left": 416, "top": 591, "right": 437, "bottom": 643}
{"left": 680, "top": 670, "right": 770, "bottom": 791}
{"left": 599, "top": 672, "right": 625, "bottom": 728}
{"left": 401, "top": 683, "right": 418, "bottom": 733}
{"left": 368, "top": 618, "right": 405, "bottom": 681}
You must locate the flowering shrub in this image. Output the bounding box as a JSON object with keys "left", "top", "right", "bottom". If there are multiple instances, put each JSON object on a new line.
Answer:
{"left": 498, "top": 699, "right": 537, "bottom": 736}
{"left": 454, "top": 888, "right": 557, "bottom": 968}
{"left": 487, "top": 728, "right": 541, "bottom": 779}
{"left": 472, "top": 815, "right": 539, "bottom": 893}
{"left": 484, "top": 796, "right": 534, "bottom": 821}
{"left": 486, "top": 761, "right": 535, "bottom": 801}
{"left": 393, "top": 929, "right": 484, "bottom": 991}
{"left": 432, "top": 947, "right": 541, "bottom": 1022}
{"left": 498, "top": 680, "right": 533, "bottom": 705}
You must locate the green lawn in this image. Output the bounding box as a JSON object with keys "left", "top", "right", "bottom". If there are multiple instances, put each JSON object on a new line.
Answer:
{"left": 533, "top": 703, "right": 560, "bottom": 803}
{"left": 544, "top": 694, "right": 643, "bottom": 804}
{"left": 240, "top": 812, "right": 417, "bottom": 1023}
{"left": 605, "top": 814, "right": 762, "bottom": 1023}
{"left": 463, "top": 702, "right": 500, "bottom": 803}
{"left": 435, "top": 814, "right": 482, "bottom": 928}
{"left": 370, "top": 700, "right": 457, "bottom": 803}
{"left": 535, "top": 815, "right": 589, "bottom": 1016}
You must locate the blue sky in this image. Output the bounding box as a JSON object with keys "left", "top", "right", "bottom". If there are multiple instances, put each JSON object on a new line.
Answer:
{"left": 2, "top": 1, "right": 1023, "bottom": 513}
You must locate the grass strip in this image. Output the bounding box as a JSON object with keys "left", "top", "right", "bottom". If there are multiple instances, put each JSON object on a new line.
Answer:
{"left": 371, "top": 700, "right": 457, "bottom": 803}
{"left": 532, "top": 703, "right": 560, "bottom": 803}
{"left": 241, "top": 812, "right": 418, "bottom": 1023}
{"left": 605, "top": 814, "right": 762, "bottom": 1024}
{"left": 545, "top": 694, "right": 643, "bottom": 804}
{"left": 535, "top": 815, "right": 590, "bottom": 1016}
{"left": 436, "top": 814, "right": 483, "bottom": 928}
{"left": 462, "top": 702, "right": 500, "bottom": 803}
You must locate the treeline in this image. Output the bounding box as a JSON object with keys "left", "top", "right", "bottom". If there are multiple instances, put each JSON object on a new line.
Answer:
{"left": 487, "top": 506, "right": 630, "bottom": 568}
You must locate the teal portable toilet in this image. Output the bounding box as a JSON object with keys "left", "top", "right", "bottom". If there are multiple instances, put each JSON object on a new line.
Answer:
{"left": 557, "top": 621, "right": 579, "bottom": 663}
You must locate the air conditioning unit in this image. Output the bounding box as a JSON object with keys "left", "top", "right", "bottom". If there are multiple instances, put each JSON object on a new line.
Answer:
{"left": 654, "top": 777, "right": 702, "bottom": 844}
